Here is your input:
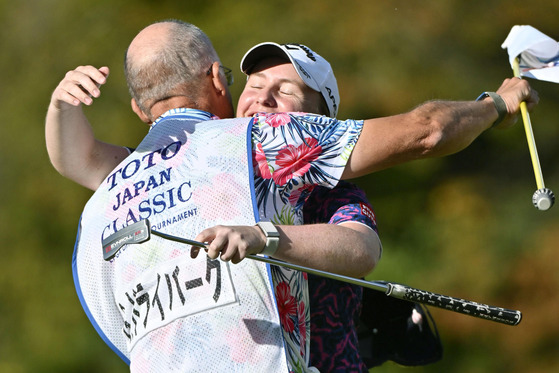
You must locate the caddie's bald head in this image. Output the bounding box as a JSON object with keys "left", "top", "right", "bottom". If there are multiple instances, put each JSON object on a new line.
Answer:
{"left": 124, "top": 20, "right": 220, "bottom": 116}
{"left": 127, "top": 22, "right": 170, "bottom": 68}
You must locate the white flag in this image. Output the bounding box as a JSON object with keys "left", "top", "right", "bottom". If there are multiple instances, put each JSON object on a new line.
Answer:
{"left": 502, "top": 25, "right": 559, "bottom": 83}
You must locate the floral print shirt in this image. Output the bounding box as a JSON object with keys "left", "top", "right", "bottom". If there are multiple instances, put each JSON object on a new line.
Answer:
{"left": 250, "top": 112, "right": 363, "bottom": 372}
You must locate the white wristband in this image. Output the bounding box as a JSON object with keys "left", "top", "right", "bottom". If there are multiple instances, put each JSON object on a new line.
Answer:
{"left": 256, "top": 221, "right": 280, "bottom": 256}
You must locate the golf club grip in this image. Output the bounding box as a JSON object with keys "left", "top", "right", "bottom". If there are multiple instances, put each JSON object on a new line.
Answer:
{"left": 387, "top": 283, "right": 522, "bottom": 326}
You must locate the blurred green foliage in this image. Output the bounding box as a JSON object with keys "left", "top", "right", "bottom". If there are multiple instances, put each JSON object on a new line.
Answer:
{"left": 1, "top": 0, "right": 558, "bottom": 372}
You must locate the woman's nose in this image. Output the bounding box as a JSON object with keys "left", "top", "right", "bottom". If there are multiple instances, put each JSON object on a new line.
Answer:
{"left": 257, "top": 90, "right": 276, "bottom": 107}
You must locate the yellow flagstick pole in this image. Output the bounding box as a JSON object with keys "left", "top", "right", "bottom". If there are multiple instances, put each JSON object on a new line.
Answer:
{"left": 512, "top": 57, "right": 554, "bottom": 210}
{"left": 512, "top": 58, "right": 545, "bottom": 189}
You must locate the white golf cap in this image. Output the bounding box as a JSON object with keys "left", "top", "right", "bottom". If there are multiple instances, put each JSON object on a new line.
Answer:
{"left": 240, "top": 42, "right": 339, "bottom": 117}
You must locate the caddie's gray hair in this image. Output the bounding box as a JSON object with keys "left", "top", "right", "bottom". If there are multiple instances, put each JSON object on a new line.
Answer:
{"left": 124, "top": 19, "right": 220, "bottom": 115}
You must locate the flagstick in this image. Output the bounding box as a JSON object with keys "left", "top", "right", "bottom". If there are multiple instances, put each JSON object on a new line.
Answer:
{"left": 512, "top": 58, "right": 555, "bottom": 210}
{"left": 512, "top": 58, "right": 545, "bottom": 189}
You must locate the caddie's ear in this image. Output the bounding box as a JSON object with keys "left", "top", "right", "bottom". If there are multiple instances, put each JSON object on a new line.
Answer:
{"left": 209, "top": 61, "right": 228, "bottom": 97}
{"left": 131, "top": 98, "right": 152, "bottom": 124}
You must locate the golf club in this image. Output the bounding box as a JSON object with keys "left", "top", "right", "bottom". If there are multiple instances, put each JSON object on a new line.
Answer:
{"left": 101, "top": 219, "right": 522, "bottom": 326}
{"left": 512, "top": 57, "right": 555, "bottom": 211}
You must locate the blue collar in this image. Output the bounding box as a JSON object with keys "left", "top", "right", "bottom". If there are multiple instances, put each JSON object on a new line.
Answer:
{"left": 151, "top": 108, "right": 219, "bottom": 129}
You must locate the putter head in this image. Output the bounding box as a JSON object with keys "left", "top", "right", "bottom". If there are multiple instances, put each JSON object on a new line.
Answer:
{"left": 101, "top": 219, "right": 151, "bottom": 261}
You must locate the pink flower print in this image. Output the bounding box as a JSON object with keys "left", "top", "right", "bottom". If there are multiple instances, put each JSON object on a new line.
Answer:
{"left": 267, "top": 113, "right": 291, "bottom": 128}
{"left": 253, "top": 142, "right": 272, "bottom": 179}
{"left": 276, "top": 281, "right": 297, "bottom": 333}
{"left": 272, "top": 137, "right": 322, "bottom": 186}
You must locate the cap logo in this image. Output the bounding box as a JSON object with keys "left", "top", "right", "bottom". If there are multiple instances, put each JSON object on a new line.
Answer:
{"left": 284, "top": 43, "right": 317, "bottom": 62}
{"left": 294, "top": 61, "right": 312, "bottom": 80}
{"left": 325, "top": 86, "right": 338, "bottom": 113}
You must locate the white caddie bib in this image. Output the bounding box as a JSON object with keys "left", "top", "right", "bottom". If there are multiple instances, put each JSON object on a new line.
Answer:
{"left": 73, "top": 114, "right": 290, "bottom": 372}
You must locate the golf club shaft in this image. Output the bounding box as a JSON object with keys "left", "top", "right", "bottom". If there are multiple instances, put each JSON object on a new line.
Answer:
{"left": 151, "top": 229, "right": 388, "bottom": 292}
{"left": 513, "top": 58, "right": 546, "bottom": 189}
{"left": 151, "top": 229, "right": 521, "bottom": 326}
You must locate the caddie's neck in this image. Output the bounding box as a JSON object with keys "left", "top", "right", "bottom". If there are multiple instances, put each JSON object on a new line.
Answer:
{"left": 149, "top": 96, "right": 192, "bottom": 118}
{"left": 133, "top": 62, "right": 235, "bottom": 125}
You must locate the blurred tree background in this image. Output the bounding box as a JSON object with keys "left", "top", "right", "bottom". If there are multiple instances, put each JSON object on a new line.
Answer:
{"left": 1, "top": 0, "right": 558, "bottom": 372}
